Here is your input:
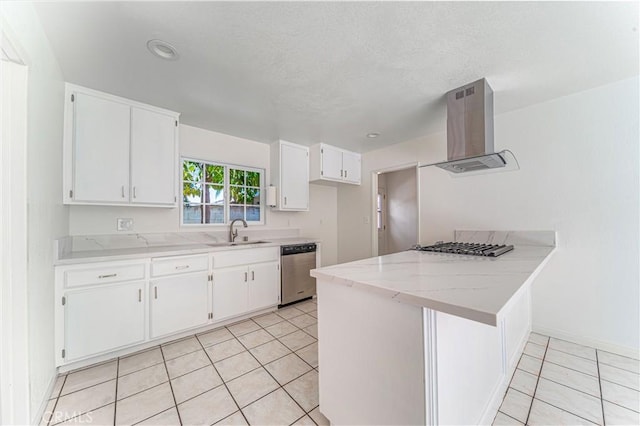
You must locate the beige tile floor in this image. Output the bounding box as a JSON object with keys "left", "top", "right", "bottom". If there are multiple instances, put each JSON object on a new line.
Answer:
{"left": 42, "top": 299, "right": 328, "bottom": 426}
{"left": 41, "top": 297, "right": 639, "bottom": 426}
{"left": 494, "top": 332, "right": 640, "bottom": 425}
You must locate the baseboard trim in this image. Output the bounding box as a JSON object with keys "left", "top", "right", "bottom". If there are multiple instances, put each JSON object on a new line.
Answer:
{"left": 533, "top": 326, "right": 640, "bottom": 359}
{"left": 31, "top": 370, "right": 57, "bottom": 425}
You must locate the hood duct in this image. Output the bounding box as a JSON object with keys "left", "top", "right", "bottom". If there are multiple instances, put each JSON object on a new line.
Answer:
{"left": 424, "top": 78, "right": 516, "bottom": 174}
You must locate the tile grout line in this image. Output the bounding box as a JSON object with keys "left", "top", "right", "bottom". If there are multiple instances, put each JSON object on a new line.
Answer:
{"left": 597, "top": 361, "right": 640, "bottom": 375}
{"left": 235, "top": 326, "right": 313, "bottom": 421}
{"left": 496, "top": 410, "right": 525, "bottom": 425}
{"left": 524, "top": 337, "right": 550, "bottom": 425}
{"left": 159, "top": 345, "right": 184, "bottom": 425}
{"left": 599, "top": 377, "right": 640, "bottom": 393}
{"left": 50, "top": 402, "right": 114, "bottom": 426}
{"left": 112, "top": 357, "right": 119, "bottom": 426}
{"left": 51, "top": 304, "right": 320, "bottom": 426}
{"left": 46, "top": 375, "right": 66, "bottom": 426}
{"left": 542, "top": 358, "right": 599, "bottom": 378}
{"left": 196, "top": 333, "right": 250, "bottom": 425}
{"left": 532, "top": 396, "right": 607, "bottom": 425}
{"left": 596, "top": 350, "right": 606, "bottom": 425}
{"left": 240, "top": 317, "right": 321, "bottom": 422}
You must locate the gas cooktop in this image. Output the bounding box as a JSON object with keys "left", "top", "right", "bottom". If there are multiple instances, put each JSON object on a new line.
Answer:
{"left": 413, "top": 241, "right": 514, "bottom": 257}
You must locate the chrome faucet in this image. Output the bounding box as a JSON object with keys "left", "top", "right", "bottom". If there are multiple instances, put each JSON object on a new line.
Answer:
{"left": 229, "top": 218, "right": 248, "bottom": 242}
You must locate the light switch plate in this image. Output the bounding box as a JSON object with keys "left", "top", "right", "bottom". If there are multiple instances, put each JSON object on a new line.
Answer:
{"left": 117, "top": 218, "right": 133, "bottom": 231}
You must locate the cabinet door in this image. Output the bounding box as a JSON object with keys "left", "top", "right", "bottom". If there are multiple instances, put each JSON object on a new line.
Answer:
{"left": 342, "top": 151, "right": 362, "bottom": 184}
{"left": 248, "top": 261, "right": 280, "bottom": 311}
{"left": 212, "top": 266, "right": 249, "bottom": 321}
{"left": 150, "top": 272, "right": 209, "bottom": 338}
{"left": 321, "top": 145, "right": 343, "bottom": 180}
{"left": 73, "top": 92, "right": 130, "bottom": 202}
{"left": 65, "top": 281, "right": 144, "bottom": 361}
{"left": 131, "top": 108, "right": 177, "bottom": 205}
{"left": 280, "top": 143, "right": 309, "bottom": 210}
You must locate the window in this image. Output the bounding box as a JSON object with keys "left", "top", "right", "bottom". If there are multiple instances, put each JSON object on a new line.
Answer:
{"left": 182, "top": 159, "right": 264, "bottom": 225}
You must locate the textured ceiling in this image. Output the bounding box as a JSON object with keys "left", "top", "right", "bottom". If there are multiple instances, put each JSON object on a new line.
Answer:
{"left": 34, "top": 1, "right": 639, "bottom": 153}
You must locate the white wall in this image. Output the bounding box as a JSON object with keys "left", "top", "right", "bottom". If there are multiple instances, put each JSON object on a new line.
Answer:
{"left": 338, "top": 77, "right": 640, "bottom": 353}
{"left": 383, "top": 167, "right": 418, "bottom": 254}
{"left": 69, "top": 124, "right": 338, "bottom": 266}
{"left": 1, "top": 2, "right": 69, "bottom": 421}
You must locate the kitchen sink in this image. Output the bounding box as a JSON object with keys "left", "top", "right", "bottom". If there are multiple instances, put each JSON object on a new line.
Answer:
{"left": 207, "top": 240, "right": 271, "bottom": 247}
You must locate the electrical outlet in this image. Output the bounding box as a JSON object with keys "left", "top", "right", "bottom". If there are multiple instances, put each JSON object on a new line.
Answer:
{"left": 117, "top": 218, "right": 133, "bottom": 231}
{"left": 363, "top": 216, "right": 370, "bottom": 225}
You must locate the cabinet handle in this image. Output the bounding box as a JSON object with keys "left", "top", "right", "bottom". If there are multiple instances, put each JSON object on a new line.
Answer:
{"left": 345, "top": 169, "right": 348, "bottom": 178}
{"left": 98, "top": 273, "right": 117, "bottom": 279}
{"left": 138, "top": 289, "right": 141, "bottom": 302}
{"left": 154, "top": 286, "right": 158, "bottom": 299}
{"left": 284, "top": 196, "right": 287, "bottom": 206}
{"left": 175, "top": 265, "right": 190, "bottom": 270}
{"left": 121, "top": 186, "right": 125, "bottom": 198}
{"left": 133, "top": 186, "right": 137, "bottom": 198}
{"left": 251, "top": 270, "right": 255, "bottom": 281}
{"left": 341, "top": 169, "right": 343, "bottom": 178}
{"left": 244, "top": 272, "right": 248, "bottom": 282}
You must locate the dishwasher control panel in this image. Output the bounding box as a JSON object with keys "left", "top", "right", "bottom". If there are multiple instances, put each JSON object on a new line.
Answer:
{"left": 281, "top": 243, "right": 317, "bottom": 255}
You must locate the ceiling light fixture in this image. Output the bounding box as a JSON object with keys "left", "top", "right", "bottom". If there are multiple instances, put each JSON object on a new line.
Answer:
{"left": 146, "top": 39, "right": 179, "bottom": 61}
{"left": 367, "top": 133, "right": 380, "bottom": 138}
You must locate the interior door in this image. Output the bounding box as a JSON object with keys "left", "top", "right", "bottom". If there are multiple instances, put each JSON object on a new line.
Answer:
{"left": 73, "top": 92, "right": 130, "bottom": 203}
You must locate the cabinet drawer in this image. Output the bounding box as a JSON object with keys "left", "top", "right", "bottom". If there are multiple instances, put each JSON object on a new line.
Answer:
{"left": 151, "top": 254, "right": 209, "bottom": 277}
{"left": 65, "top": 263, "right": 145, "bottom": 288}
{"left": 213, "top": 247, "right": 279, "bottom": 269}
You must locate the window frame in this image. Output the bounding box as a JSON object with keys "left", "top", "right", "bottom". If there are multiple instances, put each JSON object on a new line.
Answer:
{"left": 180, "top": 157, "right": 265, "bottom": 227}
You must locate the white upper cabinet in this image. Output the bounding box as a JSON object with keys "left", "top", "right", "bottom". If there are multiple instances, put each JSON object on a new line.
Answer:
{"left": 318, "top": 144, "right": 343, "bottom": 180}
{"left": 270, "top": 140, "right": 309, "bottom": 211}
{"left": 64, "top": 84, "right": 179, "bottom": 207}
{"left": 341, "top": 150, "right": 362, "bottom": 184}
{"left": 309, "top": 143, "right": 361, "bottom": 185}
{"left": 130, "top": 108, "right": 177, "bottom": 205}
{"left": 72, "top": 92, "right": 131, "bottom": 203}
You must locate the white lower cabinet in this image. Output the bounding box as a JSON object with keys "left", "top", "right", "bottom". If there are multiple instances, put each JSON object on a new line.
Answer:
{"left": 212, "top": 265, "right": 250, "bottom": 321}
{"left": 64, "top": 281, "right": 145, "bottom": 362}
{"left": 212, "top": 262, "right": 280, "bottom": 320}
{"left": 248, "top": 262, "right": 280, "bottom": 311}
{"left": 150, "top": 272, "right": 209, "bottom": 338}
{"left": 56, "top": 246, "right": 282, "bottom": 367}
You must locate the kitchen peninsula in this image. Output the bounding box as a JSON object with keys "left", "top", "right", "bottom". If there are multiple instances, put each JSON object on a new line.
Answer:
{"left": 311, "top": 231, "right": 555, "bottom": 425}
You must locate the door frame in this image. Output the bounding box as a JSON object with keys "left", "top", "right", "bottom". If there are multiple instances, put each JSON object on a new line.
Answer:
{"left": 0, "top": 29, "right": 30, "bottom": 425}
{"left": 370, "top": 162, "right": 420, "bottom": 257}
{"left": 376, "top": 185, "right": 388, "bottom": 256}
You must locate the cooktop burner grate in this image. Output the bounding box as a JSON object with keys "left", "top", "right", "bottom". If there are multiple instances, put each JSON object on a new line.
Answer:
{"left": 413, "top": 241, "right": 514, "bottom": 257}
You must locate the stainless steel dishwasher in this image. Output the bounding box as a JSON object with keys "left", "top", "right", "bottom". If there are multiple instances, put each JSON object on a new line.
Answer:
{"left": 280, "top": 243, "right": 317, "bottom": 306}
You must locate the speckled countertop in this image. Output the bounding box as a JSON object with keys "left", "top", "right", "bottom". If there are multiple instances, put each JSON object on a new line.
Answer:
{"left": 55, "top": 237, "right": 319, "bottom": 265}
{"left": 311, "top": 231, "right": 556, "bottom": 326}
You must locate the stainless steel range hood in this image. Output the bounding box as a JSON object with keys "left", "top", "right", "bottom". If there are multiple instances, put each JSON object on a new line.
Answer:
{"left": 428, "top": 78, "right": 514, "bottom": 174}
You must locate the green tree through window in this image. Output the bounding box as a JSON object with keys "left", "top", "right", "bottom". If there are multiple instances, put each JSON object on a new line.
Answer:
{"left": 182, "top": 159, "right": 263, "bottom": 225}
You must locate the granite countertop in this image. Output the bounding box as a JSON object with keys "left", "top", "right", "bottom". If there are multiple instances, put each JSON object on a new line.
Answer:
{"left": 311, "top": 231, "right": 555, "bottom": 326}
{"left": 55, "top": 237, "right": 319, "bottom": 265}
